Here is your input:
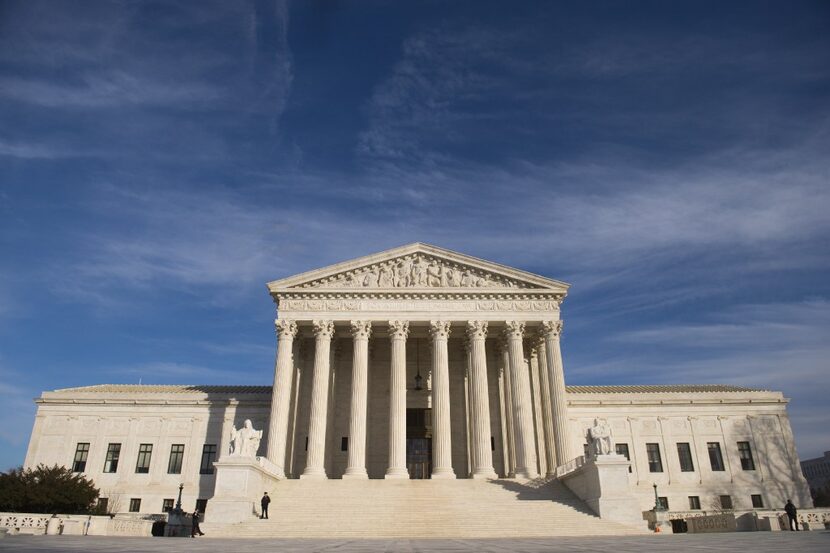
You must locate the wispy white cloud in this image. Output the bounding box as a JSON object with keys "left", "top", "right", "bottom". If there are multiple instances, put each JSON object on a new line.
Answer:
{"left": 570, "top": 300, "right": 830, "bottom": 458}
{"left": 0, "top": 72, "right": 223, "bottom": 109}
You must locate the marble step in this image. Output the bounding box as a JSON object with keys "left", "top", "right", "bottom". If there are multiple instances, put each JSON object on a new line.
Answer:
{"left": 201, "top": 478, "right": 647, "bottom": 538}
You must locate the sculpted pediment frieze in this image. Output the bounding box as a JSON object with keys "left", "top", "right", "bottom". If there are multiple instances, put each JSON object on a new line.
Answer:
{"left": 267, "top": 243, "right": 570, "bottom": 294}
{"left": 298, "top": 254, "right": 529, "bottom": 289}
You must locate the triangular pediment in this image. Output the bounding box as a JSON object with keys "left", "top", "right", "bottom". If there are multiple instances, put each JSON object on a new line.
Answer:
{"left": 267, "top": 243, "right": 569, "bottom": 293}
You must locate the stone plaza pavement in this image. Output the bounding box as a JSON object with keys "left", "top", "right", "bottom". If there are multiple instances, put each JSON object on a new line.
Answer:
{"left": 0, "top": 533, "right": 828, "bottom": 553}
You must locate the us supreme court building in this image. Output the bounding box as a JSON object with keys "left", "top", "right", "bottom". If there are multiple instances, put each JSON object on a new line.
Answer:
{"left": 23, "top": 243, "right": 814, "bottom": 535}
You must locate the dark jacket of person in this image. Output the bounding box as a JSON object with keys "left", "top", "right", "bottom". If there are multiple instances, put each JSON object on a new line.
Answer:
{"left": 261, "top": 495, "right": 271, "bottom": 508}
{"left": 785, "top": 502, "right": 797, "bottom": 517}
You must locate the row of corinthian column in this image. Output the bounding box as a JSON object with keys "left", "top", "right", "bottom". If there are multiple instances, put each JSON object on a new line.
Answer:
{"left": 264, "top": 319, "right": 573, "bottom": 480}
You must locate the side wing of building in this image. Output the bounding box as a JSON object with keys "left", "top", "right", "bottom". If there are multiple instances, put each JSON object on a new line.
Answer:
{"left": 23, "top": 383, "right": 812, "bottom": 515}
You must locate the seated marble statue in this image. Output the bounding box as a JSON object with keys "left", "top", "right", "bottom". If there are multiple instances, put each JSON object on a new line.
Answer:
{"left": 229, "top": 419, "right": 263, "bottom": 457}
{"left": 587, "top": 417, "right": 614, "bottom": 458}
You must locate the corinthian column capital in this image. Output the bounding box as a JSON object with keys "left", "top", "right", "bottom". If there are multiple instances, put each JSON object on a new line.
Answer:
{"left": 466, "top": 320, "right": 488, "bottom": 341}
{"left": 388, "top": 320, "right": 410, "bottom": 340}
{"left": 541, "top": 319, "right": 564, "bottom": 339}
{"left": 429, "top": 320, "right": 451, "bottom": 340}
{"left": 275, "top": 319, "right": 298, "bottom": 338}
{"left": 503, "top": 320, "right": 525, "bottom": 340}
{"left": 312, "top": 320, "right": 335, "bottom": 338}
{"left": 350, "top": 320, "right": 372, "bottom": 340}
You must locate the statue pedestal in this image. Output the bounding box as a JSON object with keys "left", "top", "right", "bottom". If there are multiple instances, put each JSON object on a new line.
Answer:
{"left": 559, "top": 454, "right": 645, "bottom": 528}
{"left": 204, "top": 456, "right": 283, "bottom": 524}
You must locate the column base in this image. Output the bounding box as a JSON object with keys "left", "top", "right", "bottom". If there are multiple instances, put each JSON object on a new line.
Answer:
{"left": 514, "top": 468, "right": 539, "bottom": 479}
{"left": 471, "top": 469, "right": 498, "bottom": 480}
{"left": 300, "top": 468, "right": 327, "bottom": 480}
{"left": 431, "top": 468, "right": 456, "bottom": 479}
{"left": 342, "top": 468, "right": 368, "bottom": 479}
{"left": 384, "top": 468, "right": 409, "bottom": 479}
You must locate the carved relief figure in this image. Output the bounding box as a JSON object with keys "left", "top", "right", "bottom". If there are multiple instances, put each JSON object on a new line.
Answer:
{"left": 378, "top": 264, "right": 394, "bottom": 287}
{"left": 363, "top": 269, "right": 379, "bottom": 287}
{"left": 412, "top": 257, "right": 427, "bottom": 286}
{"left": 230, "top": 419, "right": 263, "bottom": 457}
{"left": 461, "top": 270, "right": 475, "bottom": 287}
{"left": 587, "top": 418, "right": 614, "bottom": 457}
{"left": 426, "top": 260, "right": 442, "bottom": 287}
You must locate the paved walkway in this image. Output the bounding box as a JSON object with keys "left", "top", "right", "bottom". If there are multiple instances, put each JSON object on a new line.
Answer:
{"left": 0, "top": 532, "right": 828, "bottom": 552}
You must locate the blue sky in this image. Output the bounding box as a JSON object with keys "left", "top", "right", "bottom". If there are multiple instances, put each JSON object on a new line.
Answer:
{"left": 1, "top": 0, "right": 828, "bottom": 470}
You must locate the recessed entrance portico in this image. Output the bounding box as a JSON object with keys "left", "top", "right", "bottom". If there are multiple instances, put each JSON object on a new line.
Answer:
{"left": 406, "top": 408, "right": 432, "bottom": 479}
{"left": 262, "top": 243, "right": 576, "bottom": 480}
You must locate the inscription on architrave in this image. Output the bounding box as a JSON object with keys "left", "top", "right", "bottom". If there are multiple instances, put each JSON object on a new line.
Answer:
{"left": 279, "top": 299, "right": 560, "bottom": 313}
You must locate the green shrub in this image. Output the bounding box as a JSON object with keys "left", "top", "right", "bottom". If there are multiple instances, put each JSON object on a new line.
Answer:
{"left": 0, "top": 464, "right": 99, "bottom": 514}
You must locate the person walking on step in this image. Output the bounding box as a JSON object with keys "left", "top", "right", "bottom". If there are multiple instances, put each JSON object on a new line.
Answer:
{"left": 784, "top": 499, "right": 799, "bottom": 531}
{"left": 191, "top": 509, "right": 205, "bottom": 537}
{"left": 261, "top": 492, "right": 271, "bottom": 519}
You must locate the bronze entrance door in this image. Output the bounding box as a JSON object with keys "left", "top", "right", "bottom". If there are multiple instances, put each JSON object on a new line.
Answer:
{"left": 406, "top": 408, "right": 432, "bottom": 479}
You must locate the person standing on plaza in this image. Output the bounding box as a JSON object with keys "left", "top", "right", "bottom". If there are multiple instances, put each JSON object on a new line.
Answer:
{"left": 191, "top": 509, "right": 205, "bottom": 537}
{"left": 261, "top": 492, "right": 271, "bottom": 519}
{"left": 784, "top": 499, "right": 799, "bottom": 531}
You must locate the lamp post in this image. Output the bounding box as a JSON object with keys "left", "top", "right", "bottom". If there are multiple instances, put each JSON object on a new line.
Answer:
{"left": 175, "top": 483, "right": 184, "bottom": 512}
{"left": 653, "top": 483, "right": 666, "bottom": 512}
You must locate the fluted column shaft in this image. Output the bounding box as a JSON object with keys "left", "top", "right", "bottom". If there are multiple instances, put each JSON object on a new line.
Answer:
{"left": 301, "top": 320, "right": 335, "bottom": 479}
{"left": 543, "top": 320, "right": 573, "bottom": 466}
{"left": 468, "top": 321, "right": 498, "bottom": 479}
{"left": 266, "top": 319, "right": 298, "bottom": 476}
{"left": 505, "top": 321, "right": 539, "bottom": 478}
{"left": 386, "top": 321, "right": 409, "bottom": 478}
{"left": 500, "top": 341, "right": 517, "bottom": 477}
{"left": 344, "top": 320, "right": 372, "bottom": 478}
{"left": 430, "top": 321, "right": 456, "bottom": 479}
{"left": 535, "top": 338, "right": 557, "bottom": 476}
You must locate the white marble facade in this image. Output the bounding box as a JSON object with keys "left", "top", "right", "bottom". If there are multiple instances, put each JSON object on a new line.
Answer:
{"left": 23, "top": 243, "right": 813, "bottom": 515}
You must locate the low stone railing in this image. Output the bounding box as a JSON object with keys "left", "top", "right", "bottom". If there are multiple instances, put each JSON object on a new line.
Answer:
{"left": 0, "top": 512, "right": 158, "bottom": 536}
{"left": 0, "top": 513, "right": 50, "bottom": 534}
{"left": 554, "top": 455, "right": 586, "bottom": 478}
{"left": 644, "top": 507, "right": 830, "bottom": 532}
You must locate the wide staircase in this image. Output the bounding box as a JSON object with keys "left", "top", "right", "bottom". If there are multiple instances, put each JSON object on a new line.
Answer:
{"left": 201, "top": 477, "right": 648, "bottom": 538}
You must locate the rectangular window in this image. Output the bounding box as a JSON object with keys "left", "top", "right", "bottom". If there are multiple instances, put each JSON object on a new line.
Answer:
{"left": 657, "top": 497, "right": 669, "bottom": 510}
{"left": 719, "top": 495, "right": 733, "bottom": 510}
{"left": 129, "top": 498, "right": 141, "bottom": 513}
{"left": 738, "top": 441, "right": 756, "bottom": 470}
{"left": 195, "top": 499, "right": 208, "bottom": 513}
{"left": 72, "top": 443, "right": 90, "bottom": 473}
{"left": 491, "top": 436, "right": 495, "bottom": 451}
{"left": 103, "top": 443, "right": 121, "bottom": 473}
{"left": 751, "top": 494, "right": 764, "bottom": 508}
{"left": 199, "top": 444, "right": 217, "bottom": 475}
{"left": 305, "top": 436, "right": 308, "bottom": 451}
{"left": 708, "top": 442, "right": 725, "bottom": 471}
{"left": 583, "top": 443, "right": 590, "bottom": 458}
{"left": 167, "top": 444, "right": 185, "bottom": 474}
{"left": 162, "top": 499, "right": 174, "bottom": 513}
{"left": 97, "top": 497, "right": 109, "bottom": 512}
{"left": 135, "top": 444, "right": 152, "bottom": 473}
{"left": 677, "top": 442, "right": 695, "bottom": 472}
{"left": 341, "top": 437, "right": 348, "bottom": 451}
{"left": 688, "top": 496, "right": 701, "bottom": 510}
{"left": 615, "top": 443, "right": 632, "bottom": 473}
{"left": 646, "top": 443, "right": 663, "bottom": 473}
